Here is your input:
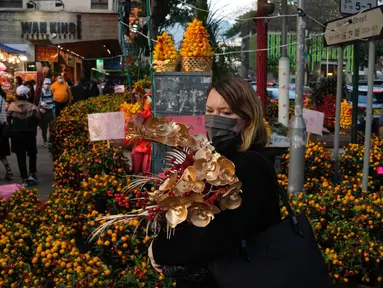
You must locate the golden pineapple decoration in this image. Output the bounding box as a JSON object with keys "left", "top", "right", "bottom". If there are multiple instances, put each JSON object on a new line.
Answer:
{"left": 153, "top": 32, "right": 178, "bottom": 72}
{"left": 340, "top": 100, "right": 352, "bottom": 134}
{"left": 180, "top": 19, "right": 214, "bottom": 72}
{"left": 180, "top": 19, "right": 213, "bottom": 58}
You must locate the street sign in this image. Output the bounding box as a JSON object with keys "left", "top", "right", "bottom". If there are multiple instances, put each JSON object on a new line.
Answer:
{"left": 340, "top": 0, "right": 378, "bottom": 15}
{"left": 324, "top": 6, "right": 383, "bottom": 47}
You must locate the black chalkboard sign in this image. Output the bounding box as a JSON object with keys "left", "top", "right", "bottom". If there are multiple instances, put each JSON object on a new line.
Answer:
{"left": 152, "top": 72, "right": 212, "bottom": 174}
{"left": 153, "top": 72, "right": 212, "bottom": 117}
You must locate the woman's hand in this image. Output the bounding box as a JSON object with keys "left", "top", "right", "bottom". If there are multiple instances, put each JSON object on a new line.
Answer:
{"left": 148, "top": 241, "right": 163, "bottom": 273}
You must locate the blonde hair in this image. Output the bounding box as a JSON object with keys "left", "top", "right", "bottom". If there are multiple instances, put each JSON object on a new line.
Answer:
{"left": 209, "top": 77, "right": 267, "bottom": 151}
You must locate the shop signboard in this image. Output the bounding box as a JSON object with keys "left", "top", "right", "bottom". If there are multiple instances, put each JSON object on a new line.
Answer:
{"left": 14, "top": 71, "right": 37, "bottom": 83}
{"left": 26, "top": 62, "right": 36, "bottom": 71}
{"left": 20, "top": 19, "right": 80, "bottom": 40}
{"left": 153, "top": 72, "right": 212, "bottom": 116}
{"left": 35, "top": 46, "right": 58, "bottom": 62}
{"left": 152, "top": 72, "right": 212, "bottom": 174}
{"left": 104, "top": 57, "right": 121, "bottom": 70}
{"left": 96, "top": 59, "right": 104, "bottom": 72}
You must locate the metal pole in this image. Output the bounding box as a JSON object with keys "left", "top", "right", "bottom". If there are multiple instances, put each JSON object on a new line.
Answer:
{"left": 256, "top": 0, "right": 268, "bottom": 104}
{"left": 351, "top": 43, "right": 360, "bottom": 143}
{"left": 145, "top": 0, "right": 155, "bottom": 110}
{"left": 281, "top": 0, "right": 287, "bottom": 58}
{"left": 118, "top": 6, "right": 133, "bottom": 100}
{"left": 278, "top": 0, "right": 290, "bottom": 127}
{"left": 333, "top": 46, "right": 343, "bottom": 162}
{"left": 326, "top": 48, "right": 329, "bottom": 77}
{"left": 287, "top": 0, "right": 306, "bottom": 194}
{"left": 279, "top": 58, "right": 290, "bottom": 126}
{"left": 362, "top": 41, "right": 376, "bottom": 191}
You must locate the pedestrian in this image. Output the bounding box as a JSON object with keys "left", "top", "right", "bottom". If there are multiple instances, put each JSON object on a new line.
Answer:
{"left": 148, "top": 77, "right": 281, "bottom": 287}
{"left": 24, "top": 80, "right": 35, "bottom": 104}
{"left": 0, "top": 86, "right": 13, "bottom": 180}
{"left": 0, "top": 84, "right": 6, "bottom": 99}
{"left": 51, "top": 74, "right": 72, "bottom": 117}
{"left": 39, "top": 78, "right": 55, "bottom": 147}
{"left": 358, "top": 112, "right": 379, "bottom": 135}
{"left": 7, "top": 85, "right": 40, "bottom": 186}
{"left": 88, "top": 80, "right": 100, "bottom": 98}
{"left": 102, "top": 80, "right": 114, "bottom": 95}
{"left": 15, "top": 76, "right": 23, "bottom": 87}
{"left": 71, "top": 78, "right": 89, "bottom": 103}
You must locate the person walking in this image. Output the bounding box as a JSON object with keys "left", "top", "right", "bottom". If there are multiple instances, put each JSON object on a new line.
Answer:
{"left": 71, "top": 78, "right": 89, "bottom": 103}
{"left": 7, "top": 85, "right": 40, "bottom": 186}
{"left": 39, "top": 78, "right": 55, "bottom": 147}
{"left": 51, "top": 74, "right": 72, "bottom": 117}
{"left": 148, "top": 77, "right": 281, "bottom": 288}
{"left": 24, "top": 80, "right": 36, "bottom": 105}
{"left": 0, "top": 87, "right": 13, "bottom": 180}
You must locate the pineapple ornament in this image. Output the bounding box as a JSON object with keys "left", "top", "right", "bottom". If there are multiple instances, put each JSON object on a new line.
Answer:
{"left": 339, "top": 100, "right": 352, "bottom": 135}
{"left": 153, "top": 32, "right": 178, "bottom": 72}
{"left": 180, "top": 19, "right": 214, "bottom": 72}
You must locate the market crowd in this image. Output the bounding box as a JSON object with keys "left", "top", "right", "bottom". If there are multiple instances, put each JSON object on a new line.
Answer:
{"left": 0, "top": 74, "right": 101, "bottom": 187}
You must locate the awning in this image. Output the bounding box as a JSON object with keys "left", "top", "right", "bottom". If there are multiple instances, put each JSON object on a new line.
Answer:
{"left": 60, "top": 39, "right": 122, "bottom": 59}
{"left": 0, "top": 43, "right": 26, "bottom": 55}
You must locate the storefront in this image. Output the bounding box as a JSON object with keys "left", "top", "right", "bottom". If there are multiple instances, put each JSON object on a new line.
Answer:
{"left": 0, "top": 44, "right": 29, "bottom": 99}
{"left": 0, "top": 10, "right": 121, "bottom": 85}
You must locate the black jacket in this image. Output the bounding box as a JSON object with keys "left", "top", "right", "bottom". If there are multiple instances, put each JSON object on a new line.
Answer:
{"left": 71, "top": 83, "right": 90, "bottom": 103}
{"left": 152, "top": 137, "right": 282, "bottom": 288}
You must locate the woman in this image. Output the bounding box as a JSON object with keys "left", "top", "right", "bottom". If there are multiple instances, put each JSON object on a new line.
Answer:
{"left": 8, "top": 85, "right": 40, "bottom": 186}
{"left": 148, "top": 77, "right": 282, "bottom": 287}
{"left": 0, "top": 86, "right": 13, "bottom": 180}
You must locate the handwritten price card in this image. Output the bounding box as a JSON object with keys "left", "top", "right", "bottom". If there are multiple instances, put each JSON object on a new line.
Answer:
{"left": 303, "top": 108, "right": 325, "bottom": 135}
{"left": 114, "top": 85, "right": 125, "bottom": 94}
{"left": 88, "top": 112, "right": 125, "bottom": 141}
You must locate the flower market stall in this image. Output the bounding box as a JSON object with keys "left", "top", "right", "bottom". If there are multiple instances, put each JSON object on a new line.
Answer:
{"left": 0, "top": 81, "right": 383, "bottom": 287}
{"left": 1, "top": 15, "right": 383, "bottom": 287}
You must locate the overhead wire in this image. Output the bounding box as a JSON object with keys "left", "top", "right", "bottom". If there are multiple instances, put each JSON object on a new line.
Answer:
{"left": 87, "top": 6, "right": 369, "bottom": 60}
{"left": 175, "top": 0, "right": 297, "bottom": 21}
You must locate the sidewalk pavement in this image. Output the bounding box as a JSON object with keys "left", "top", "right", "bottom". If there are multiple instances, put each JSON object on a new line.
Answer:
{"left": 0, "top": 129, "right": 53, "bottom": 201}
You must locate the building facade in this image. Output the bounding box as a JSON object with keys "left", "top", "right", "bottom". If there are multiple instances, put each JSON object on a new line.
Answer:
{"left": 242, "top": 32, "right": 354, "bottom": 82}
{"left": 0, "top": 0, "right": 121, "bottom": 83}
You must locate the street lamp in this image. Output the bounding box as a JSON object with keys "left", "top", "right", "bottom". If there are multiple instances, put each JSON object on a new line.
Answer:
{"left": 26, "top": 1, "right": 37, "bottom": 9}
{"left": 55, "top": 0, "right": 64, "bottom": 8}
{"left": 132, "top": 23, "right": 138, "bottom": 33}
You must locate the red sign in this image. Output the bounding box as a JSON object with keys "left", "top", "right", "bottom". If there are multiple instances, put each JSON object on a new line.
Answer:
{"left": 165, "top": 116, "right": 206, "bottom": 135}
{"left": 35, "top": 46, "right": 58, "bottom": 62}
